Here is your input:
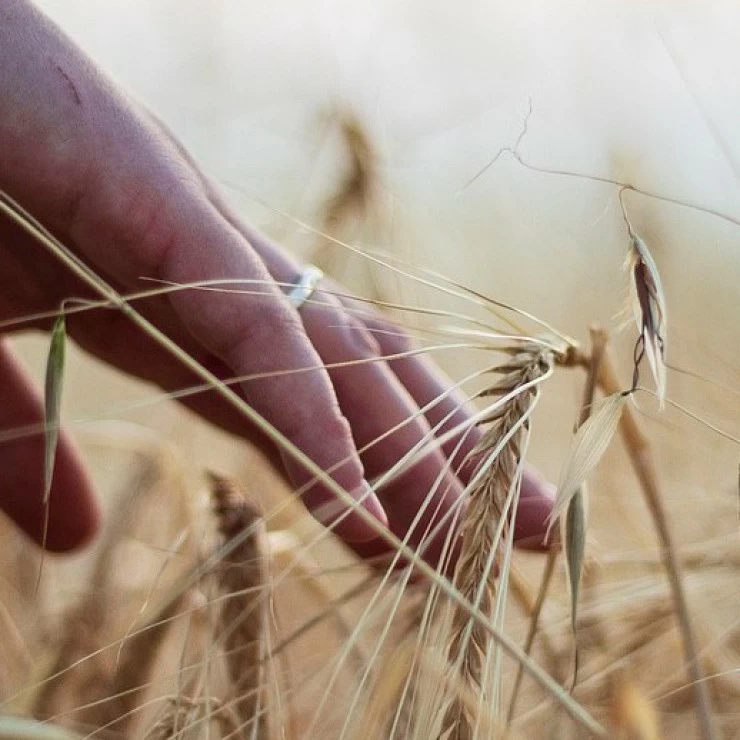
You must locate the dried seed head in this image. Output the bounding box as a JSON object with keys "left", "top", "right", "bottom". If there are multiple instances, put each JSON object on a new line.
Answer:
{"left": 627, "top": 234, "right": 667, "bottom": 407}
{"left": 442, "top": 344, "right": 553, "bottom": 739}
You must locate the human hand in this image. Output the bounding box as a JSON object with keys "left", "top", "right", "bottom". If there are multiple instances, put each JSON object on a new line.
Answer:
{"left": 0, "top": 0, "right": 554, "bottom": 566}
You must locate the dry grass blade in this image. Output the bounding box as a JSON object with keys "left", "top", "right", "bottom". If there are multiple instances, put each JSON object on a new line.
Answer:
{"left": 627, "top": 233, "right": 667, "bottom": 406}
{"left": 210, "top": 472, "right": 271, "bottom": 740}
{"left": 442, "top": 343, "right": 553, "bottom": 739}
{"left": 562, "top": 326, "right": 607, "bottom": 691}
{"left": 548, "top": 391, "right": 628, "bottom": 537}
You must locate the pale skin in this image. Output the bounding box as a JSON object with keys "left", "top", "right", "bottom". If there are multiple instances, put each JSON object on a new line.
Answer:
{"left": 0, "top": 0, "right": 554, "bottom": 567}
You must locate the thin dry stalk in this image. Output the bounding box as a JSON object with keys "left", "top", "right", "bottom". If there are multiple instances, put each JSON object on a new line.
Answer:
{"left": 442, "top": 344, "right": 553, "bottom": 739}
{"left": 578, "top": 340, "right": 716, "bottom": 740}
{"left": 322, "top": 113, "right": 377, "bottom": 238}
{"left": 577, "top": 563, "right": 610, "bottom": 655}
{"left": 506, "top": 569, "right": 561, "bottom": 671}
{"left": 210, "top": 473, "right": 270, "bottom": 740}
{"left": 143, "top": 696, "right": 200, "bottom": 740}
{"left": 564, "top": 326, "right": 608, "bottom": 688}
{"left": 110, "top": 590, "right": 195, "bottom": 735}
{"left": 506, "top": 549, "right": 558, "bottom": 725}
{"left": 33, "top": 458, "right": 161, "bottom": 725}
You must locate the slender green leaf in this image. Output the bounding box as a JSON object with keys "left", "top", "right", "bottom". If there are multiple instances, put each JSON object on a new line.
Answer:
{"left": 43, "top": 314, "right": 66, "bottom": 505}
{"left": 37, "top": 314, "right": 67, "bottom": 592}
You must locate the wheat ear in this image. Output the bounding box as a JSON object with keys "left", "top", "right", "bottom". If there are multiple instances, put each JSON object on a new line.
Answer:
{"left": 442, "top": 344, "right": 553, "bottom": 739}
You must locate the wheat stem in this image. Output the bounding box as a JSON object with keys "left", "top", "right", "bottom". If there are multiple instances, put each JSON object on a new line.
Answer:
{"left": 578, "top": 337, "right": 717, "bottom": 740}
{"left": 506, "top": 549, "right": 558, "bottom": 725}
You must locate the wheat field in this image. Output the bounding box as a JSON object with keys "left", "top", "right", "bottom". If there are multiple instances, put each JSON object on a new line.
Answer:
{"left": 1, "top": 2, "right": 739, "bottom": 738}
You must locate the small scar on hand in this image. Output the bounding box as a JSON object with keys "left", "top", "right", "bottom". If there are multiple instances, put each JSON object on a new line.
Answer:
{"left": 54, "top": 64, "right": 82, "bottom": 106}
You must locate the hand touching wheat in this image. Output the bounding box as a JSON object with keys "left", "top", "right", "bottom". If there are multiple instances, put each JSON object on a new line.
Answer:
{"left": 0, "top": 0, "right": 554, "bottom": 566}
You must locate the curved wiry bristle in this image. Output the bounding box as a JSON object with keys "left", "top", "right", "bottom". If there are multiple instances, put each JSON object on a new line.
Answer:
{"left": 144, "top": 698, "right": 200, "bottom": 740}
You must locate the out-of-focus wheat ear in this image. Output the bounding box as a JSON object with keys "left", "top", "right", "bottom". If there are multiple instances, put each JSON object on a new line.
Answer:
{"left": 33, "top": 454, "right": 190, "bottom": 732}
{"left": 209, "top": 472, "right": 271, "bottom": 740}
{"left": 627, "top": 233, "right": 667, "bottom": 407}
{"left": 32, "top": 591, "right": 109, "bottom": 725}
{"left": 611, "top": 673, "right": 662, "bottom": 740}
{"left": 314, "top": 111, "right": 379, "bottom": 283}
{"left": 111, "top": 589, "right": 195, "bottom": 735}
{"left": 323, "top": 112, "right": 377, "bottom": 234}
{"left": 357, "top": 636, "right": 418, "bottom": 740}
